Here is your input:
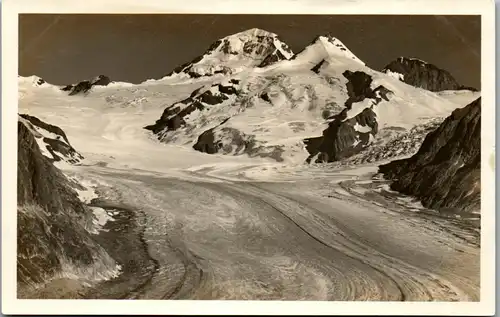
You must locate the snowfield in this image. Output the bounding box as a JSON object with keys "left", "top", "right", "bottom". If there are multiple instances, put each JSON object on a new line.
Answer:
{"left": 17, "top": 29, "right": 480, "bottom": 300}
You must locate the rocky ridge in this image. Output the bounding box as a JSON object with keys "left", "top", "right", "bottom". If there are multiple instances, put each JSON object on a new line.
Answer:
{"left": 379, "top": 97, "right": 481, "bottom": 213}
{"left": 19, "top": 114, "right": 84, "bottom": 164}
{"left": 382, "top": 57, "right": 477, "bottom": 92}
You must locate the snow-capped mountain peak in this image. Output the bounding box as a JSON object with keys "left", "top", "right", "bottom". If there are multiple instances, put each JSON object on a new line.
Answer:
{"left": 166, "top": 28, "right": 294, "bottom": 79}
{"left": 217, "top": 28, "right": 293, "bottom": 58}
{"left": 291, "top": 34, "right": 365, "bottom": 66}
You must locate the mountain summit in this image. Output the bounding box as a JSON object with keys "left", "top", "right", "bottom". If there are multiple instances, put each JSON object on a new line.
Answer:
{"left": 166, "top": 28, "right": 294, "bottom": 78}
{"left": 382, "top": 57, "right": 477, "bottom": 92}
{"left": 291, "top": 35, "right": 365, "bottom": 66}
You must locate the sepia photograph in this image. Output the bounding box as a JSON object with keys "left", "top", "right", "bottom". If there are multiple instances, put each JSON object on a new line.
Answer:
{"left": 2, "top": 0, "right": 496, "bottom": 315}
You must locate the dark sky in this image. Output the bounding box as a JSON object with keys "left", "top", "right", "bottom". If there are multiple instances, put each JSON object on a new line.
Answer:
{"left": 19, "top": 14, "right": 481, "bottom": 88}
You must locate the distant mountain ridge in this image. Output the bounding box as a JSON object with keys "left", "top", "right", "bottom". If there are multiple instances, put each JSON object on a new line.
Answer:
{"left": 382, "top": 57, "right": 477, "bottom": 92}
{"left": 18, "top": 75, "right": 113, "bottom": 96}
{"left": 18, "top": 28, "right": 480, "bottom": 166}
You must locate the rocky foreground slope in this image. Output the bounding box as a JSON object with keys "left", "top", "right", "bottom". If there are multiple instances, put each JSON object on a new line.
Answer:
{"left": 379, "top": 97, "right": 481, "bottom": 214}
{"left": 17, "top": 115, "right": 118, "bottom": 297}
{"left": 19, "top": 114, "right": 84, "bottom": 164}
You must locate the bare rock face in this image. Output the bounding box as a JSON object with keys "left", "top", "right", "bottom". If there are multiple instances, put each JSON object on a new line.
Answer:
{"left": 193, "top": 120, "right": 285, "bottom": 162}
{"left": 61, "top": 75, "right": 112, "bottom": 96}
{"left": 304, "top": 70, "right": 392, "bottom": 163}
{"left": 192, "top": 118, "right": 230, "bottom": 154}
{"left": 382, "top": 57, "right": 477, "bottom": 92}
{"left": 379, "top": 97, "right": 481, "bottom": 213}
{"left": 18, "top": 114, "right": 83, "bottom": 164}
{"left": 310, "top": 59, "right": 327, "bottom": 74}
{"left": 17, "top": 119, "right": 115, "bottom": 296}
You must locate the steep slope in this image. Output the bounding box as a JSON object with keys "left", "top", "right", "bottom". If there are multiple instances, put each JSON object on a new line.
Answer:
{"left": 289, "top": 35, "right": 365, "bottom": 67}
{"left": 379, "top": 97, "right": 481, "bottom": 214}
{"left": 146, "top": 32, "right": 475, "bottom": 164}
{"left": 17, "top": 117, "right": 118, "bottom": 297}
{"left": 165, "top": 28, "right": 294, "bottom": 79}
{"left": 19, "top": 114, "right": 84, "bottom": 164}
{"left": 382, "top": 57, "right": 477, "bottom": 92}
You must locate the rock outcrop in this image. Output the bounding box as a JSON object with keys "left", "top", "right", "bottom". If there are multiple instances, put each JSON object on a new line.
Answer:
{"left": 61, "top": 75, "right": 112, "bottom": 96}
{"left": 258, "top": 47, "right": 291, "bottom": 68}
{"left": 18, "top": 114, "right": 83, "bottom": 164}
{"left": 17, "top": 118, "right": 116, "bottom": 296}
{"left": 382, "top": 57, "right": 477, "bottom": 92}
{"left": 144, "top": 80, "right": 241, "bottom": 137}
{"left": 304, "top": 70, "right": 392, "bottom": 163}
{"left": 193, "top": 123, "right": 285, "bottom": 162}
{"left": 379, "top": 97, "right": 481, "bottom": 213}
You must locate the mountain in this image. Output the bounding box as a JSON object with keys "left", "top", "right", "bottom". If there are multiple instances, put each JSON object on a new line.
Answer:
{"left": 378, "top": 97, "right": 481, "bottom": 214}
{"left": 15, "top": 27, "right": 483, "bottom": 302}
{"left": 18, "top": 74, "right": 113, "bottom": 96}
{"left": 17, "top": 116, "right": 117, "bottom": 297}
{"left": 382, "top": 57, "right": 477, "bottom": 92}
{"left": 290, "top": 35, "right": 365, "bottom": 67}
{"left": 165, "top": 28, "right": 294, "bottom": 79}
{"left": 145, "top": 29, "right": 479, "bottom": 164}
